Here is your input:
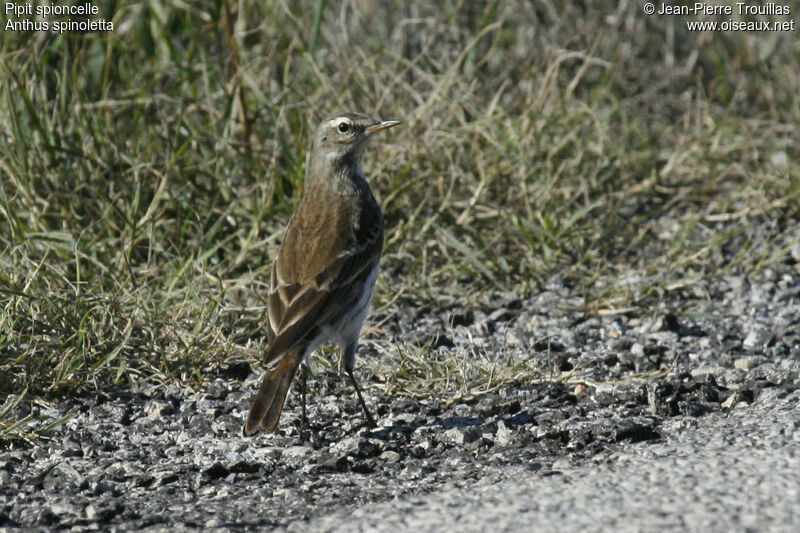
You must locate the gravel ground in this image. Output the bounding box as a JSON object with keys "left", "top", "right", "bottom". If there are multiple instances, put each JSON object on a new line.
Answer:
{"left": 294, "top": 393, "right": 800, "bottom": 533}
{"left": 2, "top": 262, "right": 800, "bottom": 531}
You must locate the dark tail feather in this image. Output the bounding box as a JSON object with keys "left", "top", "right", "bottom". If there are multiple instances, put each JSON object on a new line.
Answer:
{"left": 243, "top": 349, "right": 303, "bottom": 436}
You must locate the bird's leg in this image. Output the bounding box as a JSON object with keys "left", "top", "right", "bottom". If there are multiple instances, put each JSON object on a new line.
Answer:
{"left": 301, "top": 363, "right": 308, "bottom": 428}
{"left": 346, "top": 367, "right": 376, "bottom": 429}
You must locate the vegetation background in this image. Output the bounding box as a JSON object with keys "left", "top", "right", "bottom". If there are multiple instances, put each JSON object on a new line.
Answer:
{"left": 1, "top": 1, "right": 798, "bottom": 439}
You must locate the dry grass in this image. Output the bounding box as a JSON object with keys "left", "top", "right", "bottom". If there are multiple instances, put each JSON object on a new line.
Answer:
{"left": 1, "top": 1, "right": 799, "bottom": 439}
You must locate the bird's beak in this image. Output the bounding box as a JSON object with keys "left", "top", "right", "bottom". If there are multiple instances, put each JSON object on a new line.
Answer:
{"left": 366, "top": 120, "right": 402, "bottom": 134}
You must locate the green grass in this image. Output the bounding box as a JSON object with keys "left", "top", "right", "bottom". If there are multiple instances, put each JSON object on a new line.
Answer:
{"left": 1, "top": 1, "right": 799, "bottom": 439}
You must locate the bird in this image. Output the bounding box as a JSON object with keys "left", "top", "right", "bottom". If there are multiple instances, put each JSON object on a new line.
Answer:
{"left": 243, "top": 112, "right": 401, "bottom": 436}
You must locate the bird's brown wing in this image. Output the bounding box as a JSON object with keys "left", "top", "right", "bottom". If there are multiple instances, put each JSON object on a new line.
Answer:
{"left": 263, "top": 187, "right": 384, "bottom": 365}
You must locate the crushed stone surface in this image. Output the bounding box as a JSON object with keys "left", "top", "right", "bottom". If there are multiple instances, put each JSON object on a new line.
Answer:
{"left": 2, "top": 267, "right": 800, "bottom": 531}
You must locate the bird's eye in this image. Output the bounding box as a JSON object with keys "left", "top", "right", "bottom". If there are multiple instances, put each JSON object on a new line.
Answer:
{"left": 338, "top": 122, "right": 349, "bottom": 133}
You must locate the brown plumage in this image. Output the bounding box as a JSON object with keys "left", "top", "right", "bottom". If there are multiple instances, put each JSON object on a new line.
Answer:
{"left": 243, "top": 113, "right": 401, "bottom": 436}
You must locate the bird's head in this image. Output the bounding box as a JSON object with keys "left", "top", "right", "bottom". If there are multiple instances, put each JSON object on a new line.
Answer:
{"left": 309, "top": 112, "right": 401, "bottom": 181}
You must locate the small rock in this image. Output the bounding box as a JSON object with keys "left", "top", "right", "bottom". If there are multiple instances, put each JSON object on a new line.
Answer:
{"left": 318, "top": 453, "right": 348, "bottom": 472}
{"left": 647, "top": 382, "right": 678, "bottom": 417}
{"left": 43, "top": 463, "right": 84, "bottom": 492}
{"left": 691, "top": 366, "right": 727, "bottom": 379}
{"left": 721, "top": 390, "right": 755, "bottom": 408}
{"left": 505, "top": 330, "right": 523, "bottom": 346}
{"left": 443, "top": 427, "right": 465, "bottom": 444}
{"left": 734, "top": 356, "right": 767, "bottom": 370}
{"left": 770, "top": 150, "right": 788, "bottom": 171}
{"left": 495, "top": 421, "right": 513, "bottom": 446}
{"left": 380, "top": 451, "right": 401, "bottom": 463}
{"left": 144, "top": 401, "right": 173, "bottom": 419}
{"left": 443, "top": 427, "right": 480, "bottom": 445}
{"left": 721, "top": 394, "right": 737, "bottom": 408}
{"left": 399, "top": 464, "right": 423, "bottom": 480}
{"left": 332, "top": 436, "right": 360, "bottom": 456}
{"left": 205, "top": 380, "right": 228, "bottom": 399}
{"left": 453, "top": 404, "right": 472, "bottom": 417}
{"left": 282, "top": 446, "right": 311, "bottom": 464}
{"left": 791, "top": 242, "right": 800, "bottom": 262}
{"left": 743, "top": 327, "right": 771, "bottom": 351}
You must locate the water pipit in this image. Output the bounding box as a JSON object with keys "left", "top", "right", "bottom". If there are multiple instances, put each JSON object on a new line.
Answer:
{"left": 243, "top": 112, "right": 401, "bottom": 436}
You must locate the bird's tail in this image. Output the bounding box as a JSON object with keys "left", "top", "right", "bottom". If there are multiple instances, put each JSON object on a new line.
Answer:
{"left": 243, "top": 348, "right": 303, "bottom": 436}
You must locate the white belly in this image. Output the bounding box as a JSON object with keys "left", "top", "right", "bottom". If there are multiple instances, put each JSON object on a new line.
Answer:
{"left": 302, "top": 260, "right": 379, "bottom": 362}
